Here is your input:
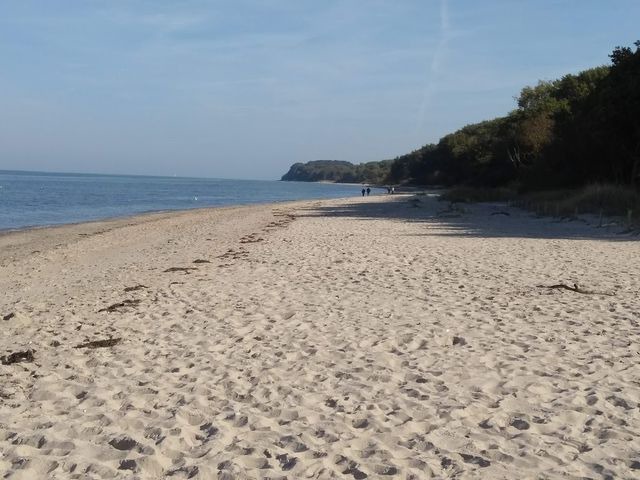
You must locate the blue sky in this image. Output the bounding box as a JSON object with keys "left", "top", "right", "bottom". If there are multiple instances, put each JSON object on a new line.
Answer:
{"left": 1, "top": 1, "right": 639, "bottom": 180}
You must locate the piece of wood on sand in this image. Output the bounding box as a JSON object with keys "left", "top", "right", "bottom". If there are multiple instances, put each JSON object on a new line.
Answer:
{"left": 74, "top": 338, "right": 122, "bottom": 349}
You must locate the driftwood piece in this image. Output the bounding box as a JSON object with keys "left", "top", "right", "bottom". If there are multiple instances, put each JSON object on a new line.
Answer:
{"left": 3, "top": 313, "right": 15, "bottom": 321}
{"left": 193, "top": 259, "right": 211, "bottom": 264}
{"left": 164, "top": 267, "right": 198, "bottom": 273}
{"left": 123, "top": 284, "right": 148, "bottom": 292}
{"left": 74, "top": 338, "right": 122, "bottom": 349}
{"left": 536, "top": 283, "right": 615, "bottom": 296}
{"left": 490, "top": 211, "right": 510, "bottom": 216}
{"left": 1, "top": 350, "right": 35, "bottom": 365}
{"left": 98, "top": 299, "right": 141, "bottom": 313}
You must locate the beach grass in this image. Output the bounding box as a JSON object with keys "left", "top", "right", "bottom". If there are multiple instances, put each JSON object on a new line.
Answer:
{"left": 442, "top": 183, "right": 640, "bottom": 227}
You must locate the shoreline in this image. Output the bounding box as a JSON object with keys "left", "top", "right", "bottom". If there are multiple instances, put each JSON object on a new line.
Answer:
{"left": 1, "top": 195, "right": 639, "bottom": 478}
{"left": 0, "top": 170, "right": 367, "bottom": 234}
{"left": 0, "top": 196, "right": 359, "bottom": 237}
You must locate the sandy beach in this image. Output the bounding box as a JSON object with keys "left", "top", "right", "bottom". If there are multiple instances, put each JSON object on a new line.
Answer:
{"left": 1, "top": 194, "right": 639, "bottom": 479}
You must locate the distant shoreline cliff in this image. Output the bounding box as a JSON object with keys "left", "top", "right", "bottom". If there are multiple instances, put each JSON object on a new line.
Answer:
{"left": 281, "top": 160, "right": 392, "bottom": 184}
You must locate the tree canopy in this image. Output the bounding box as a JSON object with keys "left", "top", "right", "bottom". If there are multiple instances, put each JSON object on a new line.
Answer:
{"left": 282, "top": 42, "right": 640, "bottom": 191}
{"left": 281, "top": 160, "right": 392, "bottom": 184}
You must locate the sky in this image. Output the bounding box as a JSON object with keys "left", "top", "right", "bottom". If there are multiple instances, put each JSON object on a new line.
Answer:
{"left": 1, "top": 1, "right": 639, "bottom": 180}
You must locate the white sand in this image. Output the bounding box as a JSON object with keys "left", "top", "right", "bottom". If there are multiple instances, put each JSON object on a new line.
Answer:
{"left": 1, "top": 195, "right": 639, "bottom": 479}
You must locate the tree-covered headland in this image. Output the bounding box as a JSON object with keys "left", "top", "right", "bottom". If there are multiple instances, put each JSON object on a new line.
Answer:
{"left": 281, "top": 160, "right": 392, "bottom": 184}
{"left": 387, "top": 41, "right": 640, "bottom": 190}
{"left": 283, "top": 41, "right": 640, "bottom": 190}
{"left": 282, "top": 42, "right": 640, "bottom": 219}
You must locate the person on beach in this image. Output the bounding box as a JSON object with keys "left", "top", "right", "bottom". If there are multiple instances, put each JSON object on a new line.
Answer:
{"left": 361, "top": 188, "right": 366, "bottom": 197}
{"left": 366, "top": 187, "right": 371, "bottom": 196}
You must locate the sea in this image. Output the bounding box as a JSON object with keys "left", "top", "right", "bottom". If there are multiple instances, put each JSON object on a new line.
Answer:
{"left": 0, "top": 170, "right": 367, "bottom": 231}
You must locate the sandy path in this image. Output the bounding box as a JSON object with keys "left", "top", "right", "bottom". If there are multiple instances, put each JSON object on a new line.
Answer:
{"left": 1, "top": 195, "right": 639, "bottom": 479}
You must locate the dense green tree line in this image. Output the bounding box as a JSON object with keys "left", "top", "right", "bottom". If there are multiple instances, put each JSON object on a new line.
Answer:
{"left": 281, "top": 160, "right": 392, "bottom": 184}
{"left": 283, "top": 42, "right": 639, "bottom": 191}
{"left": 388, "top": 41, "right": 640, "bottom": 190}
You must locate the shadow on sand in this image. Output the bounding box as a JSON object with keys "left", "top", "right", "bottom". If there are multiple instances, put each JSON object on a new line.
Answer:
{"left": 296, "top": 195, "right": 638, "bottom": 241}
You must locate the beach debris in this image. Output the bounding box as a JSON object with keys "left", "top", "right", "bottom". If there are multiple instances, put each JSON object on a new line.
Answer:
{"left": 98, "top": 299, "right": 141, "bottom": 313}
{"left": 1, "top": 349, "right": 35, "bottom": 365}
{"left": 74, "top": 338, "right": 122, "bottom": 349}
{"left": 169, "top": 281, "right": 184, "bottom": 286}
{"left": 490, "top": 211, "right": 510, "bottom": 216}
{"left": 193, "top": 259, "right": 211, "bottom": 264}
{"left": 536, "top": 283, "right": 615, "bottom": 296}
{"left": 123, "top": 284, "right": 148, "bottom": 292}
{"left": 3, "top": 312, "right": 15, "bottom": 321}
{"left": 164, "top": 267, "right": 198, "bottom": 273}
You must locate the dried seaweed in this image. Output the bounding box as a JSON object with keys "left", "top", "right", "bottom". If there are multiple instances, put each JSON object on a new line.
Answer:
{"left": 98, "top": 299, "right": 141, "bottom": 313}
{"left": 536, "top": 283, "right": 615, "bottom": 296}
{"left": 123, "top": 285, "right": 148, "bottom": 292}
{"left": 74, "top": 338, "right": 122, "bottom": 349}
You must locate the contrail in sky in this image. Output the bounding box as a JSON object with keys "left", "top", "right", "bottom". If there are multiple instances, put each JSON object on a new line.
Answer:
{"left": 416, "top": 0, "right": 451, "bottom": 134}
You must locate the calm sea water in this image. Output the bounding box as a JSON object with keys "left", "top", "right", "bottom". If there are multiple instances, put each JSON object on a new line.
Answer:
{"left": 0, "top": 170, "right": 367, "bottom": 231}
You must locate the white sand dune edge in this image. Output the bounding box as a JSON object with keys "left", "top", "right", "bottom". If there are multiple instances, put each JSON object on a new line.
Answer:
{"left": 1, "top": 195, "right": 639, "bottom": 479}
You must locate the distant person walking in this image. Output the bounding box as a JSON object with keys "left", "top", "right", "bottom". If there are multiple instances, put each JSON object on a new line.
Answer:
{"left": 366, "top": 187, "right": 371, "bottom": 196}
{"left": 391, "top": 187, "right": 395, "bottom": 194}
{"left": 361, "top": 188, "right": 366, "bottom": 197}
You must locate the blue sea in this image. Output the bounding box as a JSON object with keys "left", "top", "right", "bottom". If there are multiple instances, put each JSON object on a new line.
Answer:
{"left": 0, "top": 170, "right": 367, "bottom": 231}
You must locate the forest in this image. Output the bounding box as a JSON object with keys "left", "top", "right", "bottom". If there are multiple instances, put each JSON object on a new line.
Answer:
{"left": 281, "top": 160, "right": 392, "bottom": 184}
{"left": 283, "top": 42, "right": 640, "bottom": 193}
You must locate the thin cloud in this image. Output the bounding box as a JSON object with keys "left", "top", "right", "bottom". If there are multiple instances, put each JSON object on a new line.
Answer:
{"left": 416, "top": 0, "right": 452, "bottom": 133}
